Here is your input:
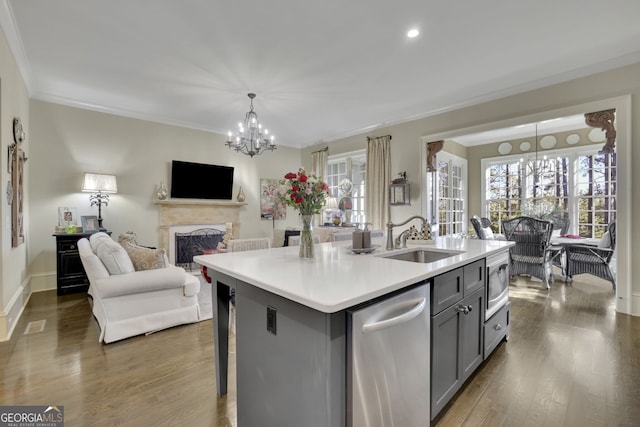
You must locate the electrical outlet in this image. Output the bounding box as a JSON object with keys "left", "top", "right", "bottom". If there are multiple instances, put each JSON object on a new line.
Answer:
{"left": 267, "top": 306, "right": 277, "bottom": 335}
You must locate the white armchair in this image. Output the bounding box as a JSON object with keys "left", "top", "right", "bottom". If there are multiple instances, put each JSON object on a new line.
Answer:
{"left": 78, "top": 233, "right": 200, "bottom": 343}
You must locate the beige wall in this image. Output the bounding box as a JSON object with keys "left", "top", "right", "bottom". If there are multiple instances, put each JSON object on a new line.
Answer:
{"left": 303, "top": 62, "right": 640, "bottom": 315}
{"left": 27, "top": 100, "right": 303, "bottom": 286}
{"left": 0, "top": 27, "right": 30, "bottom": 339}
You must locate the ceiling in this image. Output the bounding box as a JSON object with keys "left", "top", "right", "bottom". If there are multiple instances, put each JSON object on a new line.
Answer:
{"left": 2, "top": 0, "right": 640, "bottom": 148}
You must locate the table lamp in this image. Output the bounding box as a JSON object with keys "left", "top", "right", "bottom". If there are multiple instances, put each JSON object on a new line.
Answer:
{"left": 82, "top": 172, "right": 117, "bottom": 231}
{"left": 324, "top": 197, "right": 338, "bottom": 224}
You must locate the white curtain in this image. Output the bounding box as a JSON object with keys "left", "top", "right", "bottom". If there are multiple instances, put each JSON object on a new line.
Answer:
{"left": 366, "top": 136, "right": 391, "bottom": 231}
{"left": 311, "top": 148, "right": 328, "bottom": 179}
{"left": 312, "top": 148, "right": 329, "bottom": 225}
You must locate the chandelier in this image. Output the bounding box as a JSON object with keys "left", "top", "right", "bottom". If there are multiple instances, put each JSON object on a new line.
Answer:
{"left": 225, "top": 93, "right": 277, "bottom": 157}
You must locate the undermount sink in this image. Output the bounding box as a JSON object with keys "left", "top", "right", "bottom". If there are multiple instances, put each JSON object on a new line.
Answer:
{"left": 382, "top": 248, "right": 463, "bottom": 264}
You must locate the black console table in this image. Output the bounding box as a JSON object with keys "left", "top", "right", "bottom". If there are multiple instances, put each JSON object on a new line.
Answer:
{"left": 53, "top": 231, "right": 109, "bottom": 295}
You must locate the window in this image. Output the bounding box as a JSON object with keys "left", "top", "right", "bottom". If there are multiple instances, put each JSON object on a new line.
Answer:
{"left": 486, "top": 161, "right": 523, "bottom": 231}
{"left": 576, "top": 152, "right": 616, "bottom": 238}
{"left": 327, "top": 151, "right": 366, "bottom": 224}
{"left": 426, "top": 152, "right": 467, "bottom": 237}
{"left": 483, "top": 146, "right": 615, "bottom": 237}
{"left": 486, "top": 156, "right": 569, "bottom": 228}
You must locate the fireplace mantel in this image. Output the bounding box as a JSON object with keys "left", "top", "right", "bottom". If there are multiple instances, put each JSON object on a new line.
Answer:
{"left": 154, "top": 199, "right": 247, "bottom": 208}
{"left": 154, "top": 199, "right": 247, "bottom": 252}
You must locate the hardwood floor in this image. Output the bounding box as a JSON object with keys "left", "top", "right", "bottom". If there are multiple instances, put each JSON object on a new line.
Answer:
{"left": 1, "top": 274, "right": 638, "bottom": 426}
{"left": 435, "top": 275, "right": 640, "bottom": 427}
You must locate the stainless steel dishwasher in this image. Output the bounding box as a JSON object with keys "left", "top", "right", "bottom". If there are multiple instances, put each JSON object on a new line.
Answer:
{"left": 347, "top": 282, "right": 430, "bottom": 426}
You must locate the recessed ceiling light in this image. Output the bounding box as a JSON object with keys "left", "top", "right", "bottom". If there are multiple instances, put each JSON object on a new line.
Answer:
{"left": 407, "top": 29, "right": 419, "bottom": 38}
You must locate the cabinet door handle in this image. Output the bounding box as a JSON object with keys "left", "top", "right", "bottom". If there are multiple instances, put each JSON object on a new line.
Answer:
{"left": 456, "top": 305, "right": 469, "bottom": 314}
{"left": 362, "top": 298, "right": 427, "bottom": 334}
{"left": 494, "top": 324, "right": 503, "bottom": 331}
{"left": 456, "top": 305, "right": 473, "bottom": 314}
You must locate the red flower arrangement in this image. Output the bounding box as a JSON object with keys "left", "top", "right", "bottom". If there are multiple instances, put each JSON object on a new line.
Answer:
{"left": 279, "top": 168, "right": 330, "bottom": 215}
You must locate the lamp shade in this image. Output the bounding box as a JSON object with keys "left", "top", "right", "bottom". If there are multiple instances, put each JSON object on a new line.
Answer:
{"left": 325, "top": 197, "right": 338, "bottom": 209}
{"left": 82, "top": 173, "right": 118, "bottom": 193}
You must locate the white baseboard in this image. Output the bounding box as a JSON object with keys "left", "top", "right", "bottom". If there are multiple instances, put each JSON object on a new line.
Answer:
{"left": 29, "top": 271, "right": 57, "bottom": 292}
{"left": 631, "top": 292, "right": 640, "bottom": 317}
{"left": 0, "top": 275, "right": 32, "bottom": 342}
{"left": 0, "top": 272, "right": 57, "bottom": 342}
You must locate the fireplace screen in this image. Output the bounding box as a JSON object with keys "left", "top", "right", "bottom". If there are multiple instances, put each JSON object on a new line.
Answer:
{"left": 175, "top": 228, "right": 225, "bottom": 270}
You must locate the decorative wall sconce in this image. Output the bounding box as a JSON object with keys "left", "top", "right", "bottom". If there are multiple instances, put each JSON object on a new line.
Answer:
{"left": 390, "top": 171, "right": 410, "bottom": 206}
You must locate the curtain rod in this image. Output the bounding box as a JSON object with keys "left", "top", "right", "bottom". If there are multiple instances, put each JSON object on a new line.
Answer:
{"left": 312, "top": 146, "right": 329, "bottom": 154}
{"left": 367, "top": 135, "right": 392, "bottom": 142}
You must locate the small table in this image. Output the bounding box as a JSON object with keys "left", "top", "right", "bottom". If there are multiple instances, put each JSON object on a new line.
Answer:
{"left": 53, "top": 231, "right": 110, "bottom": 295}
{"left": 550, "top": 236, "right": 600, "bottom": 247}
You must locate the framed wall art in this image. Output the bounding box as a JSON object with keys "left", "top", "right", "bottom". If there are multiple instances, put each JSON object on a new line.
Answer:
{"left": 10, "top": 117, "right": 27, "bottom": 247}
{"left": 260, "top": 178, "right": 286, "bottom": 220}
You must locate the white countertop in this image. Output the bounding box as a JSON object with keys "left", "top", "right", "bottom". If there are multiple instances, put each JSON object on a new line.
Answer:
{"left": 194, "top": 237, "right": 513, "bottom": 313}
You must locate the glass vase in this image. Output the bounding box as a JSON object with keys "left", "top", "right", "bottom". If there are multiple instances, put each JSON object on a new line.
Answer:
{"left": 299, "top": 214, "right": 314, "bottom": 259}
{"left": 236, "top": 186, "right": 246, "bottom": 202}
{"left": 156, "top": 180, "right": 168, "bottom": 200}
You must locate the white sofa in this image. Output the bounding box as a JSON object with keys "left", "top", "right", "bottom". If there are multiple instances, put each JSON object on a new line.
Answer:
{"left": 78, "top": 233, "right": 201, "bottom": 343}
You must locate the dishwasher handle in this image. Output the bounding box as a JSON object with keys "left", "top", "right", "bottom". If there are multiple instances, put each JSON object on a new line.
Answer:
{"left": 362, "top": 297, "right": 427, "bottom": 334}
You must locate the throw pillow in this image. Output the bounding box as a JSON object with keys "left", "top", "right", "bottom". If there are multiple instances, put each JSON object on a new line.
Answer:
{"left": 117, "top": 232, "right": 157, "bottom": 249}
{"left": 481, "top": 226, "right": 494, "bottom": 240}
{"left": 552, "top": 228, "right": 562, "bottom": 238}
{"left": 121, "top": 241, "right": 168, "bottom": 271}
{"left": 90, "top": 232, "right": 135, "bottom": 275}
{"left": 117, "top": 232, "right": 138, "bottom": 245}
{"left": 598, "top": 231, "right": 611, "bottom": 249}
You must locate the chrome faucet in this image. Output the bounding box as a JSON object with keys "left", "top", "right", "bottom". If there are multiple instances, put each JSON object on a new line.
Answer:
{"left": 386, "top": 215, "right": 429, "bottom": 250}
{"left": 395, "top": 229, "right": 412, "bottom": 249}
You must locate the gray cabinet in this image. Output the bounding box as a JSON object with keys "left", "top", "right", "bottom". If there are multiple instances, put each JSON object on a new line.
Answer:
{"left": 484, "top": 301, "right": 510, "bottom": 357}
{"left": 430, "top": 259, "right": 485, "bottom": 420}
{"left": 233, "top": 281, "right": 346, "bottom": 427}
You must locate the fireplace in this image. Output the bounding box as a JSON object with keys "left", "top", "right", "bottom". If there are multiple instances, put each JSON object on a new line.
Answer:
{"left": 154, "top": 199, "right": 246, "bottom": 266}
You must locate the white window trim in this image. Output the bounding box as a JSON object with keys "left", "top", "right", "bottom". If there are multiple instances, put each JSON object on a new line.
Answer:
{"left": 328, "top": 149, "right": 366, "bottom": 224}
{"left": 425, "top": 151, "right": 468, "bottom": 236}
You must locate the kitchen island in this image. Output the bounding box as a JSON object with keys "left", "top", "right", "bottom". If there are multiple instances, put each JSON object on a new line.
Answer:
{"left": 195, "top": 237, "right": 513, "bottom": 426}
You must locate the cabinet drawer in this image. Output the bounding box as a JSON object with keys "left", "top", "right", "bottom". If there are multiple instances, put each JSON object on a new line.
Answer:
{"left": 431, "top": 267, "right": 463, "bottom": 315}
{"left": 463, "top": 259, "right": 485, "bottom": 296}
{"left": 58, "top": 239, "right": 81, "bottom": 251}
{"left": 58, "top": 278, "right": 89, "bottom": 295}
{"left": 484, "top": 301, "right": 510, "bottom": 358}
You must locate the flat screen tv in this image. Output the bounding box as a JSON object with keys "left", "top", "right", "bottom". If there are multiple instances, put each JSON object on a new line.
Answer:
{"left": 170, "top": 160, "right": 234, "bottom": 200}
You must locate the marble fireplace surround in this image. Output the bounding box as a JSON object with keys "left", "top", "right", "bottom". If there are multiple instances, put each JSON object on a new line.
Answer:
{"left": 154, "top": 199, "right": 246, "bottom": 259}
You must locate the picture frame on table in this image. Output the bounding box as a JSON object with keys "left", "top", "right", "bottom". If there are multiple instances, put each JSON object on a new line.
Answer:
{"left": 81, "top": 215, "right": 99, "bottom": 232}
{"left": 58, "top": 207, "right": 78, "bottom": 226}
